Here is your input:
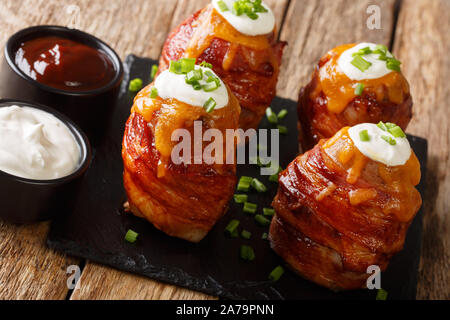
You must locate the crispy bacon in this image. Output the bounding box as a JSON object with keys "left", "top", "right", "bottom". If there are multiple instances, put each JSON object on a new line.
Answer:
{"left": 122, "top": 85, "right": 240, "bottom": 243}
{"left": 159, "top": 5, "right": 286, "bottom": 130}
{"left": 270, "top": 129, "right": 422, "bottom": 290}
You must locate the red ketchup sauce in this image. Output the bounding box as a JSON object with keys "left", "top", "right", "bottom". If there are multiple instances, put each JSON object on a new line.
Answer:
{"left": 15, "top": 36, "right": 116, "bottom": 92}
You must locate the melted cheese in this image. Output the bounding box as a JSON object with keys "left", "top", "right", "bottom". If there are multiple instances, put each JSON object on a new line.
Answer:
{"left": 322, "top": 127, "right": 421, "bottom": 222}
{"left": 184, "top": 5, "right": 271, "bottom": 71}
{"left": 315, "top": 44, "right": 410, "bottom": 114}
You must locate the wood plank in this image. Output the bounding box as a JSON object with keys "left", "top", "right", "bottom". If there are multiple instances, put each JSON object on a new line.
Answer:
{"left": 393, "top": 0, "right": 450, "bottom": 300}
{"left": 0, "top": 221, "right": 77, "bottom": 299}
{"left": 70, "top": 262, "right": 214, "bottom": 300}
{"left": 73, "top": 0, "right": 289, "bottom": 300}
{"left": 277, "top": 0, "right": 396, "bottom": 100}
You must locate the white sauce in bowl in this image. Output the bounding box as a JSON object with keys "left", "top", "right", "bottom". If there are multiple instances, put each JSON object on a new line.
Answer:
{"left": 154, "top": 66, "right": 229, "bottom": 109}
{"left": 0, "top": 105, "right": 80, "bottom": 180}
{"left": 337, "top": 42, "right": 395, "bottom": 81}
{"left": 348, "top": 123, "right": 411, "bottom": 167}
{"left": 211, "top": 0, "right": 275, "bottom": 36}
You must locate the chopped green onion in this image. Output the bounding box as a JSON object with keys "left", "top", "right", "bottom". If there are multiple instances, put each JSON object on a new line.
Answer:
{"left": 262, "top": 232, "right": 268, "bottom": 240}
{"left": 243, "top": 202, "right": 257, "bottom": 214}
{"left": 237, "top": 176, "right": 252, "bottom": 192}
{"left": 217, "top": 0, "right": 229, "bottom": 11}
{"left": 169, "top": 60, "right": 182, "bottom": 74}
{"left": 230, "top": 228, "right": 239, "bottom": 238}
{"left": 232, "top": 1, "right": 244, "bottom": 16}
{"left": 150, "top": 65, "right": 158, "bottom": 81}
{"left": 352, "top": 46, "right": 372, "bottom": 57}
{"left": 277, "top": 125, "right": 288, "bottom": 135}
{"left": 251, "top": 178, "right": 267, "bottom": 193}
{"left": 255, "top": 214, "right": 271, "bottom": 227}
{"left": 385, "top": 122, "right": 397, "bottom": 129}
{"left": 202, "top": 81, "right": 219, "bottom": 92}
{"left": 376, "top": 288, "right": 388, "bottom": 300}
{"left": 386, "top": 58, "right": 401, "bottom": 72}
{"left": 269, "top": 166, "right": 283, "bottom": 183}
{"left": 129, "top": 78, "right": 143, "bottom": 92}
{"left": 359, "top": 129, "right": 370, "bottom": 142}
{"left": 354, "top": 83, "right": 364, "bottom": 96}
{"left": 192, "top": 82, "right": 202, "bottom": 90}
{"left": 266, "top": 107, "right": 278, "bottom": 124}
{"left": 234, "top": 194, "right": 248, "bottom": 204}
{"left": 263, "top": 208, "right": 275, "bottom": 217}
{"left": 374, "top": 44, "right": 388, "bottom": 55}
{"left": 377, "top": 121, "right": 388, "bottom": 131}
{"left": 351, "top": 55, "right": 372, "bottom": 72}
{"left": 388, "top": 125, "right": 406, "bottom": 138}
{"left": 180, "top": 58, "right": 196, "bottom": 73}
{"left": 225, "top": 219, "right": 240, "bottom": 236}
{"left": 241, "top": 230, "right": 251, "bottom": 240}
{"left": 240, "top": 245, "right": 255, "bottom": 261}
{"left": 185, "top": 69, "right": 203, "bottom": 84}
{"left": 277, "top": 109, "right": 288, "bottom": 120}
{"left": 199, "top": 61, "right": 213, "bottom": 69}
{"left": 203, "top": 97, "right": 217, "bottom": 113}
{"left": 268, "top": 266, "right": 284, "bottom": 282}
{"left": 125, "top": 229, "right": 139, "bottom": 243}
{"left": 381, "top": 135, "right": 397, "bottom": 146}
{"left": 149, "top": 87, "right": 158, "bottom": 99}
{"left": 269, "top": 173, "right": 279, "bottom": 183}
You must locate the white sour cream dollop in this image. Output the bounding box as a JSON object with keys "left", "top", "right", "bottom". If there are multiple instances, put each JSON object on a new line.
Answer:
{"left": 337, "top": 42, "right": 395, "bottom": 81}
{"left": 211, "top": 0, "right": 275, "bottom": 36}
{"left": 0, "top": 105, "right": 80, "bottom": 180}
{"left": 348, "top": 123, "right": 411, "bottom": 167}
{"left": 154, "top": 67, "right": 229, "bottom": 109}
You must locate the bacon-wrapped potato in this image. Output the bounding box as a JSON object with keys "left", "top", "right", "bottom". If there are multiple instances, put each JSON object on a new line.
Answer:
{"left": 298, "top": 43, "right": 412, "bottom": 151}
{"left": 122, "top": 68, "right": 240, "bottom": 243}
{"left": 270, "top": 124, "right": 422, "bottom": 290}
{"left": 159, "top": 2, "right": 286, "bottom": 131}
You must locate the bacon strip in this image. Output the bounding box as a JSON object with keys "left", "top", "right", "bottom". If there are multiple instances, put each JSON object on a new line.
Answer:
{"left": 270, "top": 130, "right": 422, "bottom": 290}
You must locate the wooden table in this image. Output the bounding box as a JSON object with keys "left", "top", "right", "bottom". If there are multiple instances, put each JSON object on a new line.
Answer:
{"left": 0, "top": 0, "right": 448, "bottom": 300}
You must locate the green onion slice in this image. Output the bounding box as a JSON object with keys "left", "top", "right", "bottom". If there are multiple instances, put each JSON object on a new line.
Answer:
{"left": 234, "top": 194, "right": 248, "bottom": 204}
{"left": 129, "top": 78, "right": 143, "bottom": 92}
{"left": 263, "top": 208, "right": 275, "bottom": 217}
{"left": 262, "top": 232, "right": 268, "bottom": 240}
{"left": 203, "top": 97, "right": 217, "bottom": 113}
{"left": 125, "top": 229, "right": 139, "bottom": 243}
{"left": 277, "top": 109, "right": 288, "bottom": 120}
{"left": 376, "top": 288, "right": 388, "bottom": 300}
{"left": 149, "top": 87, "right": 158, "bottom": 99}
{"left": 241, "top": 230, "right": 251, "bottom": 240}
{"left": 354, "top": 83, "right": 364, "bottom": 96}
{"left": 277, "top": 125, "right": 288, "bottom": 135}
{"left": 381, "top": 135, "right": 397, "bottom": 146}
{"left": 255, "top": 214, "right": 271, "bottom": 227}
{"left": 251, "top": 178, "right": 267, "bottom": 193}
{"left": 388, "top": 125, "right": 406, "bottom": 138}
{"left": 268, "top": 266, "right": 284, "bottom": 282}
{"left": 266, "top": 107, "right": 278, "bottom": 124}
{"left": 217, "top": 0, "right": 229, "bottom": 11}
{"left": 243, "top": 202, "right": 257, "bottom": 214}
{"left": 150, "top": 65, "right": 158, "bottom": 81}
{"left": 240, "top": 245, "right": 255, "bottom": 261}
{"left": 359, "top": 129, "right": 370, "bottom": 142}
{"left": 225, "top": 219, "right": 240, "bottom": 236}
{"left": 351, "top": 55, "right": 372, "bottom": 72}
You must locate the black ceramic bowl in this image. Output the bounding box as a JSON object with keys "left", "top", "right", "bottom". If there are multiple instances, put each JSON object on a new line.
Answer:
{"left": 0, "top": 25, "right": 124, "bottom": 144}
{"left": 0, "top": 99, "right": 92, "bottom": 224}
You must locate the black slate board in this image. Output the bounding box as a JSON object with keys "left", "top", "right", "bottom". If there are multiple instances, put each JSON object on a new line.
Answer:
{"left": 47, "top": 55, "right": 428, "bottom": 300}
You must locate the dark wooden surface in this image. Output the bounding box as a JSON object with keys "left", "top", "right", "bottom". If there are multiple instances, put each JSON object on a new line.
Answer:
{"left": 0, "top": 0, "right": 448, "bottom": 300}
